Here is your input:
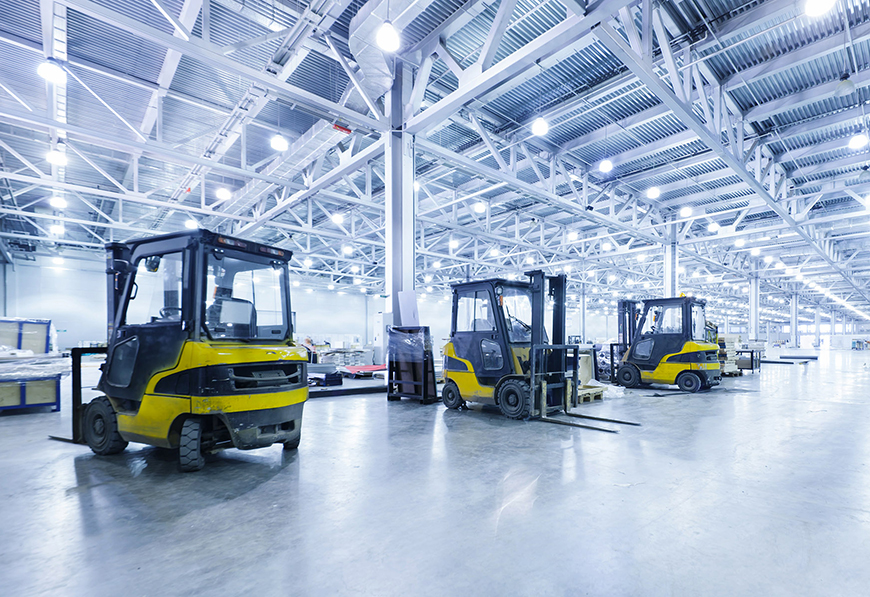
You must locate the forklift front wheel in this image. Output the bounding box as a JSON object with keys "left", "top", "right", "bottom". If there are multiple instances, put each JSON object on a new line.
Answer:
{"left": 677, "top": 372, "right": 702, "bottom": 393}
{"left": 179, "top": 418, "right": 205, "bottom": 472}
{"left": 497, "top": 379, "right": 532, "bottom": 420}
{"left": 616, "top": 365, "right": 641, "bottom": 388}
{"left": 83, "top": 396, "right": 128, "bottom": 455}
{"left": 441, "top": 380, "right": 465, "bottom": 410}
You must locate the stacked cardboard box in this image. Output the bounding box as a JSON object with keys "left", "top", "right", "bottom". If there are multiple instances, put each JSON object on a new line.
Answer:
{"left": 718, "top": 333, "right": 741, "bottom": 375}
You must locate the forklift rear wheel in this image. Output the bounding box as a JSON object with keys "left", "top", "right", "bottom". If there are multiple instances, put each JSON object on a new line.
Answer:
{"left": 441, "top": 380, "right": 465, "bottom": 410}
{"left": 83, "top": 396, "right": 128, "bottom": 455}
{"left": 677, "top": 372, "right": 702, "bottom": 393}
{"left": 179, "top": 418, "right": 205, "bottom": 472}
{"left": 616, "top": 365, "right": 640, "bottom": 388}
{"left": 282, "top": 427, "right": 301, "bottom": 450}
{"left": 497, "top": 379, "right": 532, "bottom": 419}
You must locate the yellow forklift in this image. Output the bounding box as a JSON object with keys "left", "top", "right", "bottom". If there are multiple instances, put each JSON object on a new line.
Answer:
{"left": 441, "top": 271, "right": 637, "bottom": 432}
{"left": 613, "top": 296, "right": 721, "bottom": 392}
{"left": 75, "top": 229, "right": 309, "bottom": 471}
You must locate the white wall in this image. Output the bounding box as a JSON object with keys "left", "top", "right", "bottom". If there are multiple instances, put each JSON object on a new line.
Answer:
{"left": 292, "top": 287, "right": 369, "bottom": 348}
{"left": 6, "top": 256, "right": 108, "bottom": 349}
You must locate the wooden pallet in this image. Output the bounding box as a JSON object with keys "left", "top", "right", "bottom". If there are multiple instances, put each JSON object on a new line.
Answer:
{"left": 722, "top": 370, "right": 743, "bottom": 377}
{"left": 576, "top": 386, "right": 605, "bottom": 403}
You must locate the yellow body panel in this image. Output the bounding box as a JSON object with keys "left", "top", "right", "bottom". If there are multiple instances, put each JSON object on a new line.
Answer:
{"left": 116, "top": 340, "right": 309, "bottom": 447}
{"left": 442, "top": 342, "right": 495, "bottom": 400}
{"left": 635, "top": 340, "right": 721, "bottom": 385}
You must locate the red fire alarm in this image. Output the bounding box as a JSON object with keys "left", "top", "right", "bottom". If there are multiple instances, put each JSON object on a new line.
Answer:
{"left": 333, "top": 124, "right": 351, "bottom": 134}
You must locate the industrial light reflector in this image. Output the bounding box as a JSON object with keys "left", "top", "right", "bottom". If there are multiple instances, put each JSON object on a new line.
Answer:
{"left": 472, "top": 201, "right": 486, "bottom": 213}
{"left": 342, "top": 245, "right": 354, "bottom": 255}
{"left": 351, "top": 265, "right": 360, "bottom": 273}
{"left": 849, "top": 133, "right": 869, "bottom": 150}
{"left": 646, "top": 186, "right": 660, "bottom": 199}
{"left": 598, "top": 159, "right": 613, "bottom": 173}
{"left": 376, "top": 21, "right": 400, "bottom": 52}
{"left": 52, "top": 257, "right": 64, "bottom": 265}
{"left": 679, "top": 206, "right": 693, "bottom": 217}
{"left": 37, "top": 60, "right": 66, "bottom": 84}
{"left": 49, "top": 196, "right": 67, "bottom": 209}
{"left": 449, "top": 239, "right": 459, "bottom": 249}
{"left": 602, "top": 242, "right": 612, "bottom": 251}
{"left": 331, "top": 213, "right": 344, "bottom": 224}
{"left": 764, "top": 255, "right": 773, "bottom": 263}
{"left": 433, "top": 261, "right": 441, "bottom": 268}
{"left": 46, "top": 149, "right": 67, "bottom": 166}
{"left": 50, "top": 224, "right": 64, "bottom": 236}
{"left": 525, "top": 256, "right": 534, "bottom": 264}
{"left": 270, "top": 134, "right": 289, "bottom": 151}
{"left": 751, "top": 247, "right": 760, "bottom": 256}
{"left": 184, "top": 219, "right": 198, "bottom": 229}
{"left": 303, "top": 258, "right": 313, "bottom": 267}
{"left": 531, "top": 117, "right": 549, "bottom": 136}
{"left": 567, "top": 231, "right": 578, "bottom": 241}
{"left": 804, "top": 0, "right": 836, "bottom": 16}
{"left": 215, "top": 187, "right": 232, "bottom": 201}
{"left": 735, "top": 238, "right": 746, "bottom": 247}
{"left": 708, "top": 222, "right": 720, "bottom": 233}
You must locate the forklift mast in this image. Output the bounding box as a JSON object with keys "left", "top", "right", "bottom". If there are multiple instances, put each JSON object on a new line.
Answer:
{"left": 617, "top": 299, "right": 639, "bottom": 351}
{"left": 105, "top": 242, "right": 134, "bottom": 342}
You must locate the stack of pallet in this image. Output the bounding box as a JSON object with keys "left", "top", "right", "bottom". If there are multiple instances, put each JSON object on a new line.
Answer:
{"left": 718, "top": 333, "right": 741, "bottom": 376}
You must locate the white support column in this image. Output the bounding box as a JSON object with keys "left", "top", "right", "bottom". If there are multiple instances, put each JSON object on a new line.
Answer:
{"left": 580, "top": 283, "right": 587, "bottom": 343}
{"left": 814, "top": 307, "right": 821, "bottom": 347}
{"left": 790, "top": 294, "right": 799, "bottom": 348}
{"left": 384, "top": 61, "right": 415, "bottom": 329}
{"left": 724, "top": 315, "right": 729, "bottom": 335}
{"left": 766, "top": 320, "right": 771, "bottom": 343}
{"left": 749, "top": 270, "right": 759, "bottom": 341}
{"left": 663, "top": 223, "right": 678, "bottom": 297}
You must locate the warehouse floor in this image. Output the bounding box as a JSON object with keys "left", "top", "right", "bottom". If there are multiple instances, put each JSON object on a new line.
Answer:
{"left": 2, "top": 349, "right": 869, "bottom": 596}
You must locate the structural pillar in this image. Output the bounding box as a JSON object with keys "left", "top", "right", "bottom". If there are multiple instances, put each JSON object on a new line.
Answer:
{"left": 384, "top": 61, "right": 415, "bottom": 328}
{"left": 663, "top": 223, "right": 678, "bottom": 297}
{"left": 580, "top": 283, "right": 587, "bottom": 343}
{"left": 748, "top": 270, "right": 759, "bottom": 341}
{"left": 790, "top": 293, "right": 799, "bottom": 348}
{"left": 724, "top": 315, "right": 729, "bottom": 335}
{"left": 766, "top": 320, "right": 771, "bottom": 343}
{"left": 814, "top": 307, "right": 821, "bottom": 347}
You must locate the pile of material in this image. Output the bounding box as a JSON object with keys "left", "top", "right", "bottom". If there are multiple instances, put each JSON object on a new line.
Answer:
{"left": 718, "top": 333, "right": 741, "bottom": 376}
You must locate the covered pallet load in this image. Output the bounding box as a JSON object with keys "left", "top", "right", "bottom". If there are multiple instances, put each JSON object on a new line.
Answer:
{"left": 718, "top": 333, "right": 741, "bottom": 376}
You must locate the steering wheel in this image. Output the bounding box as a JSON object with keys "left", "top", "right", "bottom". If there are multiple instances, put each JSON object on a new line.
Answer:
{"left": 160, "top": 307, "right": 182, "bottom": 320}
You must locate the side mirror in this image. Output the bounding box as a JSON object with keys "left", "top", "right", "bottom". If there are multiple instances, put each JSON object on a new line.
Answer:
{"left": 144, "top": 255, "right": 161, "bottom": 272}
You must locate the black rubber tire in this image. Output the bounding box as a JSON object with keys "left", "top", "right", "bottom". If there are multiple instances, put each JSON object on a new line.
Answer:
{"left": 82, "top": 396, "right": 128, "bottom": 455}
{"left": 441, "top": 380, "right": 465, "bottom": 410}
{"left": 677, "top": 372, "right": 702, "bottom": 393}
{"left": 616, "top": 365, "right": 641, "bottom": 388}
{"left": 282, "top": 424, "right": 302, "bottom": 450}
{"left": 179, "top": 418, "right": 205, "bottom": 472}
{"left": 496, "top": 379, "right": 532, "bottom": 420}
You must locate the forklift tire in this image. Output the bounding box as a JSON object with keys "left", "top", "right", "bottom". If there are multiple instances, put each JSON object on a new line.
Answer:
{"left": 441, "top": 380, "right": 465, "bottom": 410}
{"left": 179, "top": 418, "right": 205, "bottom": 472}
{"left": 616, "top": 365, "right": 641, "bottom": 388}
{"left": 497, "top": 379, "right": 532, "bottom": 420}
{"left": 83, "top": 396, "right": 128, "bottom": 455}
{"left": 282, "top": 429, "right": 301, "bottom": 450}
{"left": 677, "top": 372, "right": 702, "bottom": 393}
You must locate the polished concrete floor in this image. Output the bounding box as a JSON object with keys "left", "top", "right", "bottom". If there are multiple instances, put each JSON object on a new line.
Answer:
{"left": 2, "top": 350, "right": 870, "bottom": 596}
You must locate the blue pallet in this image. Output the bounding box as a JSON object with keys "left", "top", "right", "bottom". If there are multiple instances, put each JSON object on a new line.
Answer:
{"left": 0, "top": 375, "right": 62, "bottom": 412}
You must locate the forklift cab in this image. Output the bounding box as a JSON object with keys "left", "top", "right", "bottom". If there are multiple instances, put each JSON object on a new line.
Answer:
{"left": 616, "top": 296, "right": 721, "bottom": 392}
{"left": 80, "top": 230, "right": 309, "bottom": 471}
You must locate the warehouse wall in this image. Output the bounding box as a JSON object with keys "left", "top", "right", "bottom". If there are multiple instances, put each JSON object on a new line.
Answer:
{"left": 293, "top": 288, "right": 368, "bottom": 348}
{"left": 6, "top": 257, "right": 107, "bottom": 349}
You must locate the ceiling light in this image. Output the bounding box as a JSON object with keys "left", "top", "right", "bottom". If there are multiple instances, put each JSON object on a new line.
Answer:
{"left": 692, "top": 271, "right": 700, "bottom": 278}
{"left": 804, "top": 0, "right": 836, "bottom": 17}
{"left": 858, "top": 167, "right": 870, "bottom": 184}
{"left": 598, "top": 159, "right": 613, "bottom": 173}
{"left": 49, "top": 224, "right": 64, "bottom": 236}
{"left": 46, "top": 149, "right": 67, "bottom": 166}
{"left": 342, "top": 245, "right": 354, "bottom": 255}
{"left": 49, "top": 196, "right": 67, "bottom": 209}
{"left": 271, "top": 134, "right": 289, "bottom": 152}
{"left": 679, "top": 206, "right": 693, "bottom": 218}
{"left": 327, "top": 284, "right": 335, "bottom": 290}
{"left": 351, "top": 265, "right": 360, "bottom": 273}
{"left": 677, "top": 266, "right": 686, "bottom": 274}
{"left": 775, "top": 262, "right": 785, "bottom": 269}
{"left": 376, "top": 21, "right": 400, "bottom": 53}
{"left": 37, "top": 60, "right": 66, "bottom": 84}
{"left": 835, "top": 73, "right": 857, "bottom": 98}
{"left": 526, "top": 256, "right": 534, "bottom": 264}
{"left": 292, "top": 280, "right": 300, "bottom": 287}
{"left": 735, "top": 238, "right": 746, "bottom": 247}
{"left": 413, "top": 181, "right": 420, "bottom": 191}
{"left": 359, "top": 287, "right": 367, "bottom": 293}
{"left": 785, "top": 268, "right": 796, "bottom": 275}
{"left": 708, "top": 222, "right": 720, "bottom": 233}
{"left": 602, "top": 242, "right": 612, "bottom": 251}
{"left": 796, "top": 273, "right": 804, "bottom": 281}
{"left": 764, "top": 255, "right": 773, "bottom": 263}
{"left": 472, "top": 201, "right": 486, "bottom": 214}
{"left": 531, "top": 117, "right": 549, "bottom": 136}
{"left": 564, "top": 264, "right": 572, "bottom": 273}
{"left": 646, "top": 187, "right": 661, "bottom": 199}
{"left": 489, "top": 248, "right": 499, "bottom": 257}
{"left": 426, "top": 286, "right": 433, "bottom": 292}
{"left": 608, "top": 275, "right": 616, "bottom": 282}
{"left": 353, "top": 277, "right": 363, "bottom": 285}
{"left": 848, "top": 133, "right": 869, "bottom": 150}
{"left": 184, "top": 219, "right": 198, "bottom": 229}
{"left": 433, "top": 261, "right": 441, "bottom": 268}
{"left": 52, "top": 257, "right": 64, "bottom": 265}
{"left": 215, "top": 187, "right": 232, "bottom": 201}
{"left": 331, "top": 213, "right": 344, "bottom": 225}
{"left": 750, "top": 247, "right": 760, "bottom": 256}
{"left": 637, "top": 254, "right": 646, "bottom": 262}
{"left": 707, "top": 275, "right": 715, "bottom": 283}
{"left": 567, "top": 231, "right": 578, "bottom": 241}
{"left": 449, "top": 239, "right": 459, "bottom": 249}
{"left": 424, "top": 274, "right": 433, "bottom": 283}
{"left": 303, "top": 258, "right": 313, "bottom": 267}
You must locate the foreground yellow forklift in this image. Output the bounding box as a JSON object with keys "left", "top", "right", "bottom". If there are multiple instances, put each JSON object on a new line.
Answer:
{"left": 78, "top": 229, "right": 308, "bottom": 471}
{"left": 442, "top": 271, "right": 637, "bottom": 432}
{"left": 614, "top": 296, "right": 721, "bottom": 393}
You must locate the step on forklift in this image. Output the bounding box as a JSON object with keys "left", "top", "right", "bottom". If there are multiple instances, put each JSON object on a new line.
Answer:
{"left": 74, "top": 229, "right": 309, "bottom": 471}
{"left": 441, "top": 271, "right": 638, "bottom": 432}
{"left": 613, "top": 296, "right": 721, "bottom": 393}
